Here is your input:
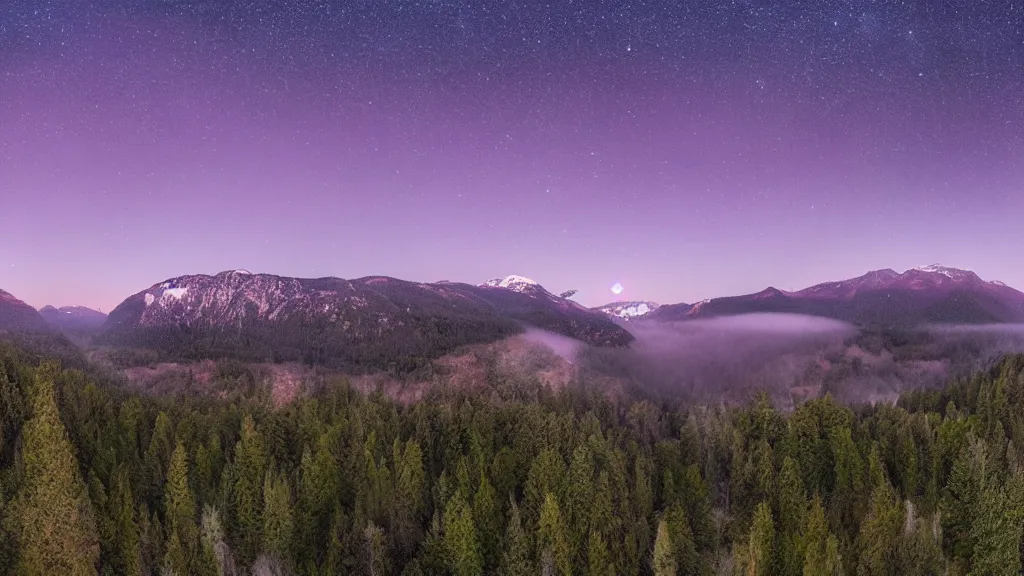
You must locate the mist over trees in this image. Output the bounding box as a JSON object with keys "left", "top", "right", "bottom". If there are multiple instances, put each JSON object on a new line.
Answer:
{"left": 0, "top": 340, "right": 1023, "bottom": 574}
{"left": 581, "top": 315, "right": 1024, "bottom": 406}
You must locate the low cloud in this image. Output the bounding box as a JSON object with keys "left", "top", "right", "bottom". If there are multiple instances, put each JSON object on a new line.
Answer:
{"left": 579, "top": 315, "right": 1024, "bottom": 407}
{"left": 580, "top": 314, "right": 855, "bottom": 406}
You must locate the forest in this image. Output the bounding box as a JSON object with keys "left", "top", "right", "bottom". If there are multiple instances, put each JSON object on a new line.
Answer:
{"left": 0, "top": 341, "right": 1023, "bottom": 575}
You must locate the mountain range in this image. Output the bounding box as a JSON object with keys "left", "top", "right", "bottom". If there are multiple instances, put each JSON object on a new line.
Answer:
{"left": 93, "top": 271, "right": 630, "bottom": 370}
{"left": 2, "top": 264, "right": 1022, "bottom": 371}
{"left": 645, "top": 265, "right": 1024, "bottom": 325}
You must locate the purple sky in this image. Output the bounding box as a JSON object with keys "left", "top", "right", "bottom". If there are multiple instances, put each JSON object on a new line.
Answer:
{"left": 2, "top": 1, "right": 1023, "bottom": 311}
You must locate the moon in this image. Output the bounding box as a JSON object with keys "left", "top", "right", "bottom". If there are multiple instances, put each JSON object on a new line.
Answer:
{"left": 611, "top": 282, "right": 624, "bottom": 295}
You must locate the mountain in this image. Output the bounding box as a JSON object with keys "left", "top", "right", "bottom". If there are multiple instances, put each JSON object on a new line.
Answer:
{"left": 481, "top": 274, "right": 545, "bottom": 294}
{"left": 39, "top": 305, "right": 107, "bottom": 335}
{"left": 97, "top": 270, "right": 632, "bottom": 370}
{"left": 651, "top": 265, "right": 1024, "bottom": 325}
{"left": 0, "top": 289, "right": 50, "bottom": 333}
{"left": 595, "top": 301, "right": 662, "bottom": 320}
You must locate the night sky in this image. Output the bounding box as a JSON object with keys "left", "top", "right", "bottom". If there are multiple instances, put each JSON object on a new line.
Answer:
{"left": 2, "top": 0, "right": 1023, "bottom": 311}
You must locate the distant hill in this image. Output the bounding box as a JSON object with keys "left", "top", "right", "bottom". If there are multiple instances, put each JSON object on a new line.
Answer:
{"left": 97, "top": 270, "right": 632, "bottom": 370}
{"left": 651, "top": 265, "right": 1024, "bottom": 326}
{"left": 39, "top": 305, "right": 107, "bottom": 336}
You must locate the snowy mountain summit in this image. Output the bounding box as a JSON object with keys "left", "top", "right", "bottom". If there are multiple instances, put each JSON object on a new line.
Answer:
{"left": 481, "top": 275, "right": 543, "bottom": 294}
{"left": 595, "top": 301, "right": 661, "bottom": 320}
{"left": 912, "top": 264, "right": 977, "bottom": 281}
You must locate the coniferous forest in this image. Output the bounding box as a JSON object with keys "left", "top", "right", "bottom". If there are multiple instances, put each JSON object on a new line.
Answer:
{"left": 1, "top": 342, "right": 1023, "bottom": 575}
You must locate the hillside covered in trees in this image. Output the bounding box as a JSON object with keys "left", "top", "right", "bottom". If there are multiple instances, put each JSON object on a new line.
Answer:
{"left": 0, "top": 342, "right": 1023, "bottom": 575}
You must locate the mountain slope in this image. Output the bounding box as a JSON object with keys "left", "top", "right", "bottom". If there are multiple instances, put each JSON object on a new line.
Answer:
{"left": 0, "top": 289, "right": 50, "bottom": 333}
{"left": 97, "top": 270, "right": 632, "bottom": 370}
{"left": 651, "top": 266, "right": 1024, "bottom": 325}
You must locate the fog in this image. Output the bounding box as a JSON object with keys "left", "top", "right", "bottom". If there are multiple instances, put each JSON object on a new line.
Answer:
{"left": 579, "top": 314, "right": 855, "bottom": 407}
{"left": 520, "top": 328, "right": 585, "bottom": 362}
{"left": 577, "top": 315, "right": 1024, "bottom": 408}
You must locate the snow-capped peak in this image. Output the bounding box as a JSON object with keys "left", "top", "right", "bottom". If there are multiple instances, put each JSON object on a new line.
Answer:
{"left": 481, "top": 275, "right": 544, "bottom": 294}
{"left": 912, "top": 264, "right": 973, "bottom": 280}
{"left": 596, "top": 301, "right": 660, "bottom": 320}
{"left": 484, "top": 275, "right": 538, "bottom": 288}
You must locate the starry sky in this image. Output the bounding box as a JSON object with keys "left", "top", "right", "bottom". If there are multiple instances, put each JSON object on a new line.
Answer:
{"left": 2, "top": 0, "right": 1023, "bottom": 311}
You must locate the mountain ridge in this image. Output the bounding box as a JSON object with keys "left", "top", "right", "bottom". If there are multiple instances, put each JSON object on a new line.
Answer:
{"left": 650, "top": 265, "right": 1024, "bottom": 325}
{"left": 96, "top": 270, "right": 632, "bottom": 370}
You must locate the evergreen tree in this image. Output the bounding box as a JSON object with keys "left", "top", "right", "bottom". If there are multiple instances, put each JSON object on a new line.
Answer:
{"left": 537, "top": 492, "right": 572, "bottom": 576}
{"left": 164, "top": 442, "right": 198, "bottom": 567}
{"left": 968, "top": 486, "right": 1022, "bottom": 575}
{"left": 586, "top": 530, "right": 613, "bottom": 576}
{"left": 664, "top": 503, "right": 698, "bottom": 576}
{"left": 262, "top": 469, "right": 295, "bottom": 567}
{"left": 895, "top": 506, "right": 942, "bottom": 576}
{"left": 856, "top": 481, "right": 903, "bottom": 576}
{"left": 524, "top": 449, "right": 566, "bottom": 527}
{"left": 105, "top": 466, "right": 142, "bottom": 576}
{"left": 9, "top": 369, "right": 100, "bottom": 576}
{"left": 652, "top": 519, "right": 677, "bottom": 576}
{"left": 472, "top": 472, "right": 501, "bottom": 571}
{"left": 229, "top": 414, "right": 268, "bottom": 567}
{"left": 499, "top": 500, "right": 532, "bottom": 576}
{"left": 564, "top": 443, "right": 595, "bottom": 555}
{"left": 442, "top": 491, "right": 482, "bottom": 576}
{"left": 802, "top": 496, "right": 841, "bottom": 576}
{"left": 163, "top": 529, "right": 189, "bottom": 576}
{"left": 740, "top": 501, "right": 776, "bottom": 576}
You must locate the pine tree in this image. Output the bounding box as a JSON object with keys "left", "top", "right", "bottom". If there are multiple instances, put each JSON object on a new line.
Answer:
{"left": 856, "top": 481, "right": 903, "bottom": 576}
{"left": 653, "top": 519, "right": 677, "bottom": 576}
{"left": 968, "top": 486, "right": 1022, "bottom": 575}
{"left": 473, "top": 472, "right": 501, "bottom": 571}
{"left": 262, "top": 469, "right": 295, "bottom": 567}
{"left": 524, "top": 449, "right": 566, "bottom": 527}
{"left": 164, "top": 442, "right": 198, "bottom": 568}
{"left": 443, "top": 491, "right": 483, "bottom": 576}
{"left": 537, "top": 492, "right": 571, "bottom": 576}
{"left": 587, "top": 529, "right": 613, "bottom": 576}
{"left": 776, "top": 457, "right": 807, "bottom": 576}
{"left": 106, "top": 466, "right": 142, "bottom": 576}
{"left": 564, "top": 443, "right": 595, "bottom": 555}
{"left": 10, "top": 369, "right": 100, "bottom": 576}
{"left": 744, "top": 501, "right": 776, "bottom": 576}
{"left": 499, "top": 500, "right": 532, "bottom": 576}
{"left": 163, "top": 529, "right": 189, "bottom": 576}
{"left": 664, "top": 503, "right": 698, "bottom": 576}
{"left": 802, "top": 496, "right": 841, "bottom": 576}
{"left": 229, "top": 414, "right": 268, "bottom": 567}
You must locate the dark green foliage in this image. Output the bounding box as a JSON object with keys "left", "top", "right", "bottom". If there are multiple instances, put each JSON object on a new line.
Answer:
{"left": 442, "top": 491, "right": 482, "bottom": 576}
{"left": 499, "top": 500, "right": 533, "bottom": 576}
{"left": 7, "top": 366, "right": 99, "bottom": 576}
{"left": 1, "top": 343, "right": 1024, "bottom": 574}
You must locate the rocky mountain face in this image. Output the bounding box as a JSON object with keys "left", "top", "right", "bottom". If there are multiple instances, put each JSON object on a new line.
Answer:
{"left": 0, "top": 289, "right": 50, "bottom": 333}
{"left": 97, "top": 270, "right": 632, "bottom": 370}
{"left": 651, "top": 265, "right": 1024, "bottom": 325}
{"left": 595, "top": 301, "right": 662, "bottom": 320}
{"left": 39, "top": 305, "right": 107, "bottom": 335}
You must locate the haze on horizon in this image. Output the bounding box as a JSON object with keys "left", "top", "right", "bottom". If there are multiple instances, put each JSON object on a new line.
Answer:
{"left": 2, "top": 0, "right": 1022, "bottom": 311}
